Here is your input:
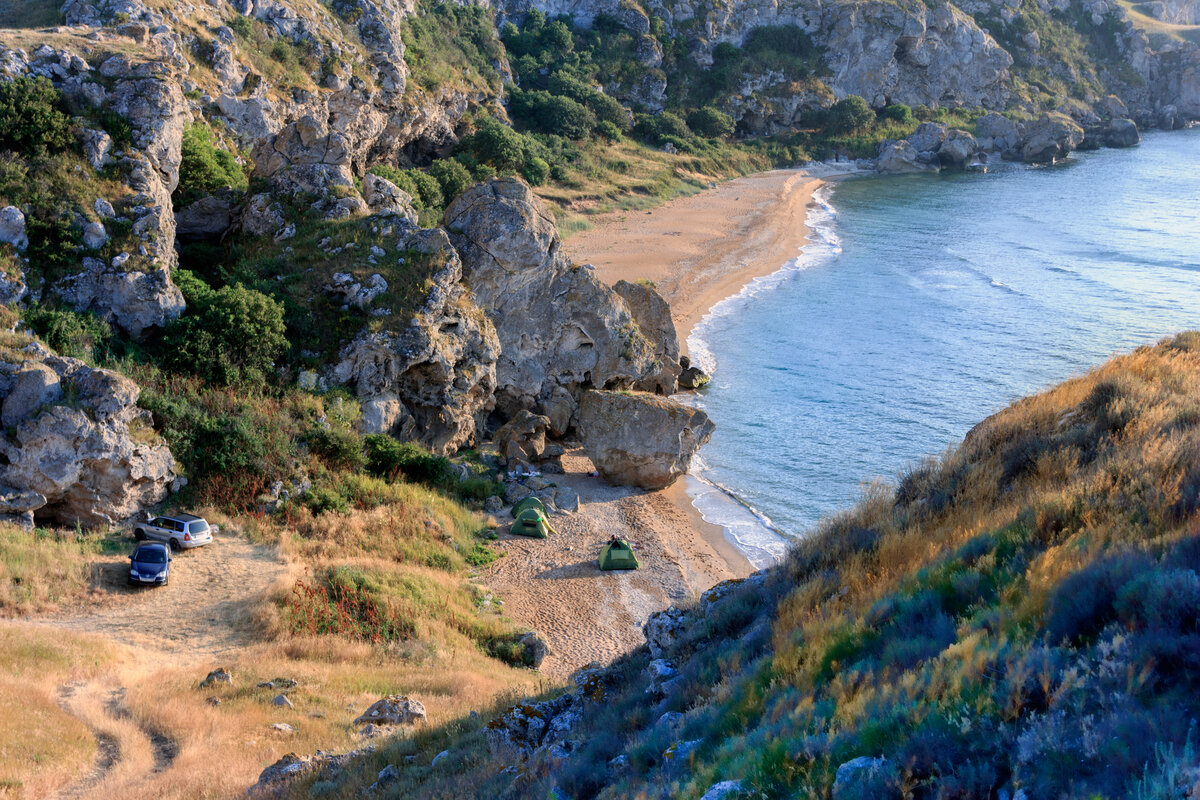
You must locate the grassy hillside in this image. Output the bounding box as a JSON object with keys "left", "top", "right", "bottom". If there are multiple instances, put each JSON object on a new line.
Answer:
{"left": 286, "top": 332, "right": 1200, "bottom": 799}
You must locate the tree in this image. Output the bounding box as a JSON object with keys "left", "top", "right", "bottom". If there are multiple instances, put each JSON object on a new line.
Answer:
{"left": 163, "top": 284, "right": 288, "bottom": 385}
{"left": 430, "top": 159, "right": 472, "bottom": 202}
{"left": 177, "top": 124, "right": 247, "bottom": 200}
{"left": 827, "top": 95, "right": 875, "bottom": 134}
{"left": 0, "top": 77, "right": 73, "bottom": 157}
{"left": 688, "top": 106, "right": 736, "bottom": 139}
{"left": 463, "top": 116, "right": 526, "bottom": 172}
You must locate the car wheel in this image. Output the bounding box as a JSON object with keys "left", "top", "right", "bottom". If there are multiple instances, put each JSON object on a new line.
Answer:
{"left": 169, "top": 539, "right": 181, "bottom": 552}
{"left": 134, "top": 529, "right": 146, "bottom": 541}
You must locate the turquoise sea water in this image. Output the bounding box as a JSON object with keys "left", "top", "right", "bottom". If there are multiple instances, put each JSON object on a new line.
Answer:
{"left": 686, "top": 129, "right": 1200, "bottom": 567}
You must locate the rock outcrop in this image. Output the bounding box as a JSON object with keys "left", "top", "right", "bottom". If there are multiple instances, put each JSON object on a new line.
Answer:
{"left": 0, "top": 342, "right": 178, "bottom": 527}
{"left": 578, "top": 389, "right": 715, "bottom": 490}
{"left": 494, "top": 409, "right": 551, "bottom": 463}
{"left": 446, "top": 179, "right": 661, "bottom": 436}
{"left": 1020, "top": 112, "right": 1086, "bottom": 163}
{"left": 352, "top": 695, "right": 427, "bottom": 726}
{"left": 612, "top": 280, "right": 681, "bottom": 395}
{"left": 331, "top": 229, "right": 499, "bottom": 456}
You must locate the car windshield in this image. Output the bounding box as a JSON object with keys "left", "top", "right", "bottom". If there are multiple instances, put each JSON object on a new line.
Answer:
{"left": 188, "top": 521, "right": 209, "bottom": 533}
{"left": 135, "top": 549, "right": 167, "bottom": 563}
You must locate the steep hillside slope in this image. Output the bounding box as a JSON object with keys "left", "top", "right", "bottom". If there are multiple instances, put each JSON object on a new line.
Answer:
{"left": 281, "top": 332, "right": 1200, "bottom": 798}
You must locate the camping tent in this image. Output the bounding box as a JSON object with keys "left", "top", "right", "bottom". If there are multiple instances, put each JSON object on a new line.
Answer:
{"left": 512, "top": 496, "right": 548, "bottom": 519}
{"left": 598, "top": 538, "right": 639, "bottom": 571}
{"left": 511, "top": 508, "right": 554, "bottom": 538}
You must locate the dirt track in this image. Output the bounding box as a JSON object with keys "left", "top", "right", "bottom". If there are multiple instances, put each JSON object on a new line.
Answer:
{"left": 41, "top": 527, "right": 288, "bottom": 662}
{"left": 29, "top": 528, "right": 287, "bottom": 800}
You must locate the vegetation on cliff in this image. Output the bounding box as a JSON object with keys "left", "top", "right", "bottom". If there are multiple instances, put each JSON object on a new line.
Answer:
{"left": 282, "top": 333, "right": 1200, "bottom": 798}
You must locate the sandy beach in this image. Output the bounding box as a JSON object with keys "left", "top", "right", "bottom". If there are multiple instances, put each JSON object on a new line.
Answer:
{"left": 482, "top": 170, "right": 820, "bottom": 679}
{"left": 563, "top": 169, "right": 823, "bottom": 349}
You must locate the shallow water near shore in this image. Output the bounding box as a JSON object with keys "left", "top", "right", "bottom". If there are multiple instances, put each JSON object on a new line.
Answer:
{"left": 688, "top": 128, "right": 1200, "bottom": 564}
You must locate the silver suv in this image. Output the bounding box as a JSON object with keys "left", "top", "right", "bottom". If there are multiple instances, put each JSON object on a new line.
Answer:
{"left": 133, "top": 513, "right": 214, "bottom": 551}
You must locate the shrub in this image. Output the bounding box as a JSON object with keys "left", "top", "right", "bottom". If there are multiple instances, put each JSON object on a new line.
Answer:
{"left": 687, "top": 106, "right": 736, "bottom": 139}
{"left": 883, "top": 103, "right": 914, "bottom": 124}
{"left": 826, "top": 95, "right": 875, "bottom": 134}
{"left": 596, "top": 119, "right": 624, "bottom": 142}
{"left": 460, "top": 116, "right": 526, "bottom": 172}
{"left": 510, "top": 89, "right": 596, "bottom": 138}
{"left": 429, "top": 158, "right": 472, "bottom": 203}
{"left": 23, "top": 305, "right": 113, "bottom": 361}
{"left": 176, "top": 124, "right": 247, "bottom": 200}
{"left": 1045, "top": 552, "right": 1155, "bottom": 643}
{"left": 307, "top": 425, "right": 365, "bottom": 472}
{"left": 1115, "top": 569, "right": 1200, "bottom": 633}
{"left": 364, "top": 435, "right": 453, "bottom": 485}
{"left": 633, "top": 111, "right": 690, "bottom": 144}
{"left": 162, "top": 283, "right": 288, "bottom": 385}
{"left": 172, "top": 268, "right": 216, "bottom": 306}
{"left": 521, "top": 156, "right": 550, "bottom": 186}
{"left": 0, "top": 77, "right": 73, "bottom": 158}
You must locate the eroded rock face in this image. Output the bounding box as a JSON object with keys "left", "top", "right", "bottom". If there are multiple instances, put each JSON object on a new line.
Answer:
{"left": 331, "top": 228, "right": 499, "bottom": 456}
{"left": 613, "top": 280, "right": 680, "bottom": 396}
{"left": 0, "top": 344, "right": 177, "bottom": 527}
{"left": 578, "top": 389, "right": 715, "bottom": 490}
{"left": 1020, "top": 112, "right": 1086, "bottom": 163}
{"left": 446, "top": 179, "right": 660, "bottom": 435}
{"left": 495, "top": 409, "right": 550, "bottom": 462}
{"left": 55, "top": 258, "right": 185, "bottom": 339}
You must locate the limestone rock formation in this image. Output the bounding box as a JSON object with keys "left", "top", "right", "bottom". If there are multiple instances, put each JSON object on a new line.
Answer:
{"left": 446, "top": 179, "right": 661, "bottom": 435}
{"left": 353, "top": 695, "right": 427, "bottom": 726}
{"left": 1020, "top": 112, "right": 1086, "bottom": 163}
{"left": 578, "top": 389, "right": 715, "bottom": 490}
{"left": 0, "top": 343, "right": 177, "bottom": 527}
{"left": 175, "top": 195, "right": 234, "bottom": 241}
{"left": 877, "top": 140, "right": 936, "bottom": 174}
{"left": 495, "top": 409, "right": 551, "bottom": 462}
{"left": 613, "top": 280, "right": 681, "bottom": 395}
{"left": 1104, "top": 118, "right": 1141, "bottom": 147}
{"left": 331, "top": 229, "right": 499, "bottom": 456}
{"left": 55, "top": 258, "right": 185, "bottom": 339}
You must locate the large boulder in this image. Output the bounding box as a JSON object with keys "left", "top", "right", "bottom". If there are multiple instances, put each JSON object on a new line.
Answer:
{"left": 613, "top": 280, "right": 681, "bottom": 395}
{"left": 54, "top": 258, "right": 185, "bottom": 339}
{"left": 876, "top": 140, "right": 935, "bottom": 174}
{"left": 446, "top": 179, "right": 661, "bottom": 436}
{"left": 0, "top": 345, "right": 178, "bottom": 527}
{"left": 0, "top": 206, "right": 28, "bottom": 251}
{"left": 975, "top": 112, "right": 1020, "bottom": 156}
{"left": 1104, "top": 118, "right": 1141, "bottom": 148}
{"left": 1020, "top": 113, "right": 1085, "bottom": 163}
{"left": 937, "top": 129, "right": 979, "bottom": 168}
{"left": 352, "top": 695, "right": 427, "bottom": 726}
{"left": 906, "top": 122, "right": 948, "bottom": 155}
{"left": 331, "top": 229, "right": 499, "bottom": 456}
{"left": 494, "top": 409, "right": 550, "bottom": 463}
{"left": 578, "top": 389, "right": 715, "bottom": 490}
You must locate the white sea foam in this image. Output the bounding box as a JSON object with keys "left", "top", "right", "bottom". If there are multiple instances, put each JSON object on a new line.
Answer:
{"left": 681, "top": 180, "right": 845, "bottom": 566}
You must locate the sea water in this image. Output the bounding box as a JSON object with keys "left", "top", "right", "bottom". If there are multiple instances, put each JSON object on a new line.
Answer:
{"left": 687, "top": 128, "right": 1200, "bottom": 568}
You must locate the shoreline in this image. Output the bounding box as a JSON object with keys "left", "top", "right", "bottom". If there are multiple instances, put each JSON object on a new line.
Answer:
{"left": 563, "top": 169, "right": 825, "bottom": 351}
{"left": 485, "top": 168, "right": 834, "bottom": 676}
{"left": 565, "top": 167, "right": 834, "bottom": 570}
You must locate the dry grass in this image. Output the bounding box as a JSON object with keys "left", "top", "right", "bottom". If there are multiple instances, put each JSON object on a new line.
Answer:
{"left": 0, "top": 624, "right": 117, "bottom": 798}
{"left": 0, "top": 525, "right": 115, "bottom": 614}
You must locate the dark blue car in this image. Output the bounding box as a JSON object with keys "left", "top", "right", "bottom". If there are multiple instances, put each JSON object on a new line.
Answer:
{"left": 128, "top": 542, "right": 172, "bottom": 586}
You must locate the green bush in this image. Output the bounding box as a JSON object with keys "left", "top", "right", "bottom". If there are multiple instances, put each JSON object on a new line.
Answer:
{"left": 176, "top": 124, "right": 247, "bottom": 200}
{"left": 368, "top": 165, "right": 444, "bottom": 212}
{"left": 459, "top": 116, "right": 526, "bottom": 172}
{"left": 687, "top": 106, "right": 736, "bottom": 139}
{"left": 23, "top": 305, "right": 113, "bottom": 362}
{"left": 364, "top": 435, "right": 453, "bottom": 485}
{"left": 510, "top": 89, "right": 596, "bottom": 138}
{"left": 883, "top": 103, "right": 914, "bottom": 125}
{"left": 162, "top": 283, "right": 288, "bottom": 385}
{"left": 632, "top": 111, "right": 691, "bottom": 145}
{"left": 0, "top": 77, "right": 73, "bottom": 158}
{"left": 596, "top": 120, "right": 623, "bottom": 142}
{"left": 307, "top": 425, "right": 366, "bottom": 472}
{"left": 172, "top": 268, "right": 216, "bottom": 306}
{"left": 429, "top": 158, "right": 472, "bottom": 203}
{"left": 521, "top": 156, "right": 550, "bottom": 186}
{"left": 826, "top": 95, "right": 875, "bottom": 134}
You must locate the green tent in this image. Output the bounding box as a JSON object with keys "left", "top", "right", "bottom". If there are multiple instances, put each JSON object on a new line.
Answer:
{"left": 598, "top": 538, "right": 639, "bottom": 571}
{"left": 512, "top": 496, "right": 548, "bottom": 519}
{"left": 511, "top": 508, "right": 554, "bottom": 538}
